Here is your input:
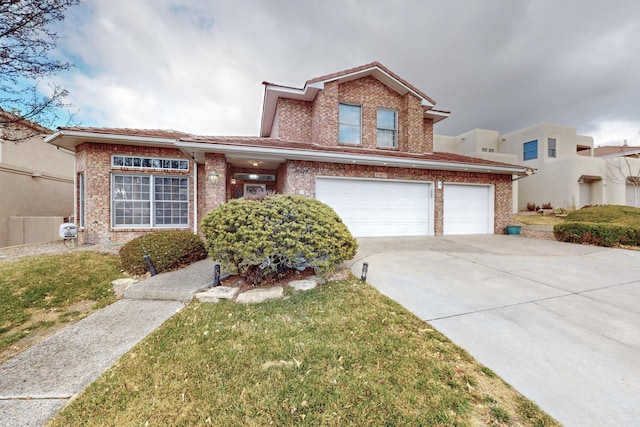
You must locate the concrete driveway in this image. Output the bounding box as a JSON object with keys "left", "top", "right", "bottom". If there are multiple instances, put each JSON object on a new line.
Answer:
{"left": 349, "top": 235, "right": 640, "bottom": 427}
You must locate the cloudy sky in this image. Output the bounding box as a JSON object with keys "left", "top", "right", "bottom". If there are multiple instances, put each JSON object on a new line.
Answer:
{"left": 50, "top": 0, "right": 639, "bottom": 146}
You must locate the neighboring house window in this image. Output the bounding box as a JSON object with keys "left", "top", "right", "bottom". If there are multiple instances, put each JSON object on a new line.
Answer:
{"left": 548, "top": 138, "right": 557, "bottom": 158}
{"left": 111, "top": 155, "right": 189, "bottom": 171}
{"left": 377, "top": 108, "right": 398, "bottom": 148}
{"left": 78, "top": 173, "right": 85, "bottom": 228}
{"left": 523, "top": 140, "right": 538, "bottom": 160}
{"left": 111, "top": 174, "right": 189, "bottom": 228}
{"left": 339, "top": 103, "right": 361, "bottom": 144}
{"left": 481, "top": 147, "right": 495, "bottom": 152}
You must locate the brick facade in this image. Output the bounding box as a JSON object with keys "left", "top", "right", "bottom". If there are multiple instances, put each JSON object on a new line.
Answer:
{"left": 76, "top": 143, "right": 194, "bottom": 245}
{"left": 274, "top": 76, "right": 432, "bottom": 153}
{"left": 279, "top": 160, "right": 512, "bottom": 235}
{"left": 58, "top": 64, "right": 519, "bottom": 246}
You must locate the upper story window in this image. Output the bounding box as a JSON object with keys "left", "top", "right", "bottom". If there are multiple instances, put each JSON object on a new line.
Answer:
{"left": 548, "top": 138, "right": 557, "bottom": 158}
{"left": 377, "top": 108, "right": 398, "bottom": 148}
{"left": 523, "top": 140, "right": 538, "bottom": 161}
{"left": 338, "top": 103, "right": 361, "bottom": 145}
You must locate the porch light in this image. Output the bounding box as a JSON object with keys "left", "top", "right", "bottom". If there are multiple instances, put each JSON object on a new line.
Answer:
{"left": 207, "top": 171, "right": 219, "bottom": 184}
{"left": 578, "top": 178, "right": 584, "bottom": 184}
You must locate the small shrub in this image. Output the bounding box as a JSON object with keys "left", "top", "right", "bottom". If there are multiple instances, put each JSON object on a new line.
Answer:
{"left": 541, "top": 202, "right": 553, "bottom": 210}
{"left": 526, "top": 202, "right": 536, "bottom": 211}
{"left": 553, "top": 207, "right": 568, "bottom": 215}
{"left": 119, "top": 231, "right": 208, "bottom": 275}
{"left": 201, "top": 194, "right": 358, "bottom": 285}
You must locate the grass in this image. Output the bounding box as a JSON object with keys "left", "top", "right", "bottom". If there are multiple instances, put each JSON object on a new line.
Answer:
{"left": 49, "top": 277, "right": 559, "bottom": 426}
{"left": 512, "top": 214, "right": 564, "bottom": 226}
{"left": 565, "top": 205, "right": 640, "bottom": 227}
{"left": 0, "top": 252, "right": 123, "bottom": 360}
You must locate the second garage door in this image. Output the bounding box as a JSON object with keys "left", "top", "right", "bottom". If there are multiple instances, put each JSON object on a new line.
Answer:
{"left": 315, "top": 177, "right": 432, "bottom": 237}
{"left": 443, "top": 184, "right": 494, "bottom": 235}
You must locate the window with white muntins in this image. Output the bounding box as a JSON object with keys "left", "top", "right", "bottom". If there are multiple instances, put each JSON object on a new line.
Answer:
{"left": 111, "top": 174, "right": 189, "bottom": 228}
{"left": 377, "top": 108, "right": 398, "bottom": 148}
{"left": 338, "top": 103, "right": 361, "bottom": 145}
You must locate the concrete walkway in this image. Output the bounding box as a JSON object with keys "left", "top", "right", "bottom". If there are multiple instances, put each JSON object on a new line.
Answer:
{"left": 0, "top": 258, "right": 224, "bottom": 427}
{"left": 350, "top": 235, "right": 640, "bottom": 427}
{"left": 0, "top": 299, "right": 183, "bottom": 427}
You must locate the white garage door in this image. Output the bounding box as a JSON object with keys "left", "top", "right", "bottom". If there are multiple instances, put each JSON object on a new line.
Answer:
{"left": 315, "top": 177, "right": 432, "bottom": 237}
{"left": 443, "top": 184, "right": 494, "bottom": 235}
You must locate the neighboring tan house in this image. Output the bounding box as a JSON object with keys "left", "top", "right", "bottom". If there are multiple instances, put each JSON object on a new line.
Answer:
{"left": 0, "top": 110, "right": 74, "bottom": 247}
{"left": 436, "top": 122, "right": 612, "bottom": 211}
{"left": 595, "top": 144, "right": 640, "bottom": 207}
{"left": 45, "top": 62, "right": 529, "bottom": 245}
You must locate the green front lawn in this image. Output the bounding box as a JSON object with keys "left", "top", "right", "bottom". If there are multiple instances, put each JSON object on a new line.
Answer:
{"left": 49, "top": 277, "right": 558, "bottom": 426}
{"left": 0, "top": 252, "right": 122, "bottom": 362}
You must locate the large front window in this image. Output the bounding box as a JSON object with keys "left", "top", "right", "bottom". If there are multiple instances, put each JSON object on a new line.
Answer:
{"left": 377, "top": 108, "right": 398, "bottom": 148}
{"left": 112, "top": 174, "right": 189, "bottom": 228}
{"left": 339, "top": 103, "right": 361, "bottom": 144}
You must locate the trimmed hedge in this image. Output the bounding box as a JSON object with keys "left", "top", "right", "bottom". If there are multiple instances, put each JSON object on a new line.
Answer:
{"left": 119, "top": 231, "right": 208, "bottom": 275}
{"left": 553, "top": 205, "right": 640, "bottom": 247}
{"left": 553, "top": 222, "right": 640, "bottom": 247}
{"left": 201, "top": 195, "right": 358, "bottom": 285}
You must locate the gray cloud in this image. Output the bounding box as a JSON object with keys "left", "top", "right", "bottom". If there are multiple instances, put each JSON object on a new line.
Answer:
{"left": 53, "top": 0, "right": 640, "bottom": 145}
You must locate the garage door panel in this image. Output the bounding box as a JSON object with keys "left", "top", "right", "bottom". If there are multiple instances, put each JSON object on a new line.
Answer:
{"left": 444, "top": 184, "right": 493, "bottom": 235}
{"left": 316, "top": 178, "right": 431, "bottom": 237}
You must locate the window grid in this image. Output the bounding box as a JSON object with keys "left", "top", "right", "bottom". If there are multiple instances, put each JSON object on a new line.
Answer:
{"left": 111, "top": 174, "right": 188, "bottom": 228}
{"left": 339, "top": 103, "right": 362, "bottom": 145}
{"left": 377, "top": 108, "right": 398, "bottom": 148}
{"left": 523, "top": 140, "right": 538, "bottom": 161}
{"left": 548, "top": 138, "right": 557, "bottom": 158}
{"left": 111, "top": 155, "right": 189, "bottom": 171}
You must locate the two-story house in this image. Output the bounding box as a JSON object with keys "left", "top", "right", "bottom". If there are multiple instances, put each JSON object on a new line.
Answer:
{"left": 436, "top": 123, "right": 610, "bottom": 211}
{"left": 45, "top": 62, "right": 528, "bottom": 245}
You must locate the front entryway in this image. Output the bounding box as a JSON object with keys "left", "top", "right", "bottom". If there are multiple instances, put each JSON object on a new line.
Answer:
{"left": 315, "top": 177, "right": 433, "bottom": 237}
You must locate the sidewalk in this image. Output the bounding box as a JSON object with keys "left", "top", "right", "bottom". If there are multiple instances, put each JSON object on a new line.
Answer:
{"left": 0, "top": 258, "right": 225, "bottom": 427}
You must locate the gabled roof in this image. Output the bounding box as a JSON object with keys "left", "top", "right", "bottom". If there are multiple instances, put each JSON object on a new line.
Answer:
{"left": 594, "top": 145, "right": 640, "bottom": 159}
{"left": 260, "top": 62, "right": 450, "bottom": 137}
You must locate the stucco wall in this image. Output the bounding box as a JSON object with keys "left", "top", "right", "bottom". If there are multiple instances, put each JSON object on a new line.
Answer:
{"left": 0, "top": 133, "right": 73, "bottom": 247}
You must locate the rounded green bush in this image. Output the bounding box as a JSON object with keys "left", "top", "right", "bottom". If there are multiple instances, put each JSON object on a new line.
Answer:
{"left": 119, "top": 231, "right": 208, "bottom": 275}
{"left": 201, "top": 195, "right": 358, "bottom": 285}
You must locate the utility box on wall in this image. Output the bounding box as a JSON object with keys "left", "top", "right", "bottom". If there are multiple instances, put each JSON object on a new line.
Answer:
{"left": 59, "top": 222, "right": 78, "bottom": 239}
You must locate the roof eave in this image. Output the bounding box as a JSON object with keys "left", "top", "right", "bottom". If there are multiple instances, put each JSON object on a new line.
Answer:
{"left": 175, "top": 141, "right": 527, "bottom": 175}
{"left": 44, "top": 130, "right": 179, "bottom": 152}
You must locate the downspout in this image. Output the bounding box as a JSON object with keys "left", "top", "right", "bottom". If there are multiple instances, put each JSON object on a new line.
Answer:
{"left": 193, "top": 162, "right": 198, "bottom": 235}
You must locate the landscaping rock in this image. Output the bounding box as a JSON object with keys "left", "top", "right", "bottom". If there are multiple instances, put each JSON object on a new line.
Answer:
{"left": 288, "top": 276, "right": 324, "bottom": 291}
{"left": 236, "top": 287, "right": 284, "bottom": 304}
{"left": 325, "top": 268, "right": 351, "bottom": 282}
{"left": 195, "top": 286, "right": 239, "bottom": 303}
{"left": 111, "top": 278, "right": 139, "bottom": 298}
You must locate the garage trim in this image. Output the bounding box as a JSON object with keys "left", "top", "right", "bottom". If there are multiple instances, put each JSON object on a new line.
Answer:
{"left": 315, "top": 176, "right": 434, "bottom": 237}
{"left": 443, "top": 183, "right": 494, "bottom": 235}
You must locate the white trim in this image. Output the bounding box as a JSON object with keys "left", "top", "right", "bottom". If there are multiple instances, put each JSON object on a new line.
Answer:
{"left": 315, "top": 176, "right": 434, "bottom": 237}
{"left": 175, "top": 141, "right": 526, "bottom": 175}
{"left": 443, "top": 183, "right": 495, "bottom": 235}
{"left": 193, "top": 162, "right": 198, "bottom": 235}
